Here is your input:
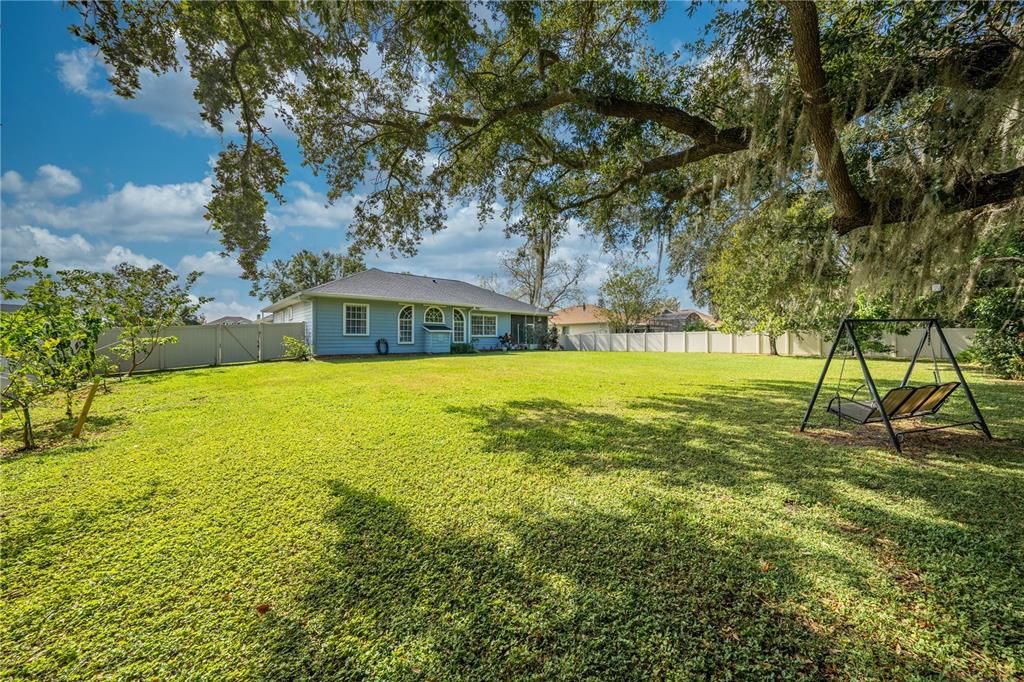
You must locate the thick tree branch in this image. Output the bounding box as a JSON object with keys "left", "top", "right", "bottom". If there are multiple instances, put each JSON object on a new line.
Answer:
{"left": 555, "top": 130, "right": 751, "bottom": 211}
{"left": 436, "top": 87, "right": 749, "bottom": 145}
{"left": 833, "top": 166, "right": 1024, "bottom": 235}
{"left": 785, "top": 1, "right": 871, "bottom": 229}
{"left": 837, "top": 32, "right": 1020, "bottom": 123}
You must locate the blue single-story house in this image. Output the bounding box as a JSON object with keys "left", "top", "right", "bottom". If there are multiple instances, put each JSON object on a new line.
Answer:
{"left": 261, "top": 268, "right": 553, "bottom": 355}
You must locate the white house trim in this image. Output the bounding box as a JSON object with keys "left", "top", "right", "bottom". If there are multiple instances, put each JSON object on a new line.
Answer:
{"left": 452, "top": 308, "right": 467, "bottom": 343}
{"left": 424, "top": 306, "right": 444, "bottom": 324}
{"left": 343, "top": 302, "right": 370, "bottom": 336}
{"left": 398, "top": 304, "right": 415, "bottom": 345}
{"left": 471, "top": 312, "right": 498, "bottom": 338}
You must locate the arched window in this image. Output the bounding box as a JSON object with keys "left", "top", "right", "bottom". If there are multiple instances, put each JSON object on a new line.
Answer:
{"left": 398, "top": 305, "right": 414, "bottom": 344}
{"left": 424, "top": 307, "right": 444, "bottom": 324}
{"left": 452, "top": 309, "right": 465, "bottom": 343}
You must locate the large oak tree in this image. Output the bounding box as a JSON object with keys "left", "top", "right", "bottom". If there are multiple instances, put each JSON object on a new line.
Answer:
{"left": 70, "top": 0, "right": 1022, "bottom": 308}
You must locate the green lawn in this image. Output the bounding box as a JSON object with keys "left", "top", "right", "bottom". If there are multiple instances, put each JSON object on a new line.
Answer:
{"left": 2, "top": 352, "right": 1022, "bottom": 680}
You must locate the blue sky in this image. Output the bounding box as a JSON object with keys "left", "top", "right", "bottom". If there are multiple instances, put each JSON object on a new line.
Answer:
{"left": 1, "top": 1, "right": 715, "bottom": 319}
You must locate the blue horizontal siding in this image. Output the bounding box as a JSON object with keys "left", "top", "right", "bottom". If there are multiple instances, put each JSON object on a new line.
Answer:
{"left": 312, "top": 297, "right": 511, "bottom": 355}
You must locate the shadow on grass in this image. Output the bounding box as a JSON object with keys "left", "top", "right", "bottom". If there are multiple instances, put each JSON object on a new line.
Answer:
{"left": 0, "top": 413, "right": 125, "bottom": 461}
{"left": 250, "top": 378, "right": 1024, "bottom": 678}
{"left": 427, "top": 383, "right": 1021, "bottom": 674}
{"left": 1, "top": 476, "right": 176, "bottom": 565}
{"left": 257, "top": 482, "right": 840, "bottom": 680}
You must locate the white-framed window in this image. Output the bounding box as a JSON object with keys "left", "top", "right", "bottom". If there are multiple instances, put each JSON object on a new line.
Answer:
{"left": 424, "top": 306, "right": 444, "bottom": 324}
{"left": 286, "top": 305, "right": 294, "bottom": 321}
{"left": 452, "top": 309, "right": 466, "bottom": 342}
{"left": 398, "top": 305, "right": 414, "bottom": 344}
{"left": 471, "top": 313, "right": 497, "bottom": 337}
{"left": 343, "top": 303, "right": 369, "bottom": 336}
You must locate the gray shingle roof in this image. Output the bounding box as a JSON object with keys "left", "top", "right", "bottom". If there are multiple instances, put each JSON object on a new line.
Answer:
{"left": 264, "top": 268, "right": 551, "bottom": 315}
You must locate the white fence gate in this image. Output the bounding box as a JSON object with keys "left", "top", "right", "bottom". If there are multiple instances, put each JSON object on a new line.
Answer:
{"left": 561, "top": 328, "right": 977, "bottom": 359}
{"left": 98, "top": 322, "right": 307, "bottom": 373}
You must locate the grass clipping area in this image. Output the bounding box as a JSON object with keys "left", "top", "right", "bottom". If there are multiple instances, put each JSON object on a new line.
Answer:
{"left": 2, "top": 353, "right": 1022, "bottom": 680}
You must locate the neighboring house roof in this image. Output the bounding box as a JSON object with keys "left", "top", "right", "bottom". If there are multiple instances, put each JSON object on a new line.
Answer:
{"left": 262, "top": 268, "right": 551, "bottom": 316}
{"left": 650, "top": 308, "right": 719, "bottom": 326}
{"left": 1, "top": 303, "right": 25, "bottom": 314}
{"left": 550, "top": 304, "right": 610, "bottom": 326}
{"left": 205, "top": 316, "right": 253, "bottom": 325}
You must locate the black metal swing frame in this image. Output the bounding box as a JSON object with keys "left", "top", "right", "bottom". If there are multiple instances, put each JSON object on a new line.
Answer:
{"left": 799, "top": 318, "right": 992, "bottom": 452}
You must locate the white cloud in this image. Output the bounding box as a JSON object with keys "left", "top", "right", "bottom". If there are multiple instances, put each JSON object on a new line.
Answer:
{"left": 56, "top": 43, "right": 296, "bottom": 139}
{"left": 365, "top": 203, "right": 518, "bottom": 285}
{"left": 178, "top": 251, "right": 243, "bottom": 278}
{"left": 0, "top": 225, "right": 161, "bottom": 272}
{"left": 361, "top": 206, "right": 678, "bottom": 304}
{"left": 197, "top": 289, "right": 260, "bottom": 322}
{"left": 3, "top": 175, "right": 213, "bottom": 241}
{"left": 57, "top": 46, "right": 212, "bottom": 136}
{"left": 1, "top": 165, "right": 82, "bottom": 200}
{"left": 271, "top": 182, "right": 364, "bottom": 230}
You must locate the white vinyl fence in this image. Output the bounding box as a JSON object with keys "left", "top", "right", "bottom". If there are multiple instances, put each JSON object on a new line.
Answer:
{"left": 97, "top": 322, "right": 307, "bottom": 373}
{"left": 562, "top": 328, "right": 977, "bottom": 359}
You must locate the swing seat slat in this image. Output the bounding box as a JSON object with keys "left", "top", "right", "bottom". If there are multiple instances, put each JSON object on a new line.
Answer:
{"left": 827, "top": 382, "right": 960, "bottom": 425}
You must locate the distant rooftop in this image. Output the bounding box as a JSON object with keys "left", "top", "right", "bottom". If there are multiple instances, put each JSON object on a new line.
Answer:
{"left": 551, "top": 304, "right": 610, "bottom": 325}
{"left": 205, "top": 316, "right": 253, "bottom": 325}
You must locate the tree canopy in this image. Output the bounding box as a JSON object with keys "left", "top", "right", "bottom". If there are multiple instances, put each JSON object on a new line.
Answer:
{"left": 251, "top": 249, "right": 367, "bottom": 302}
{"left": 599, "top": 257, "right": 665, "bottom": 332}
{"left": 70, "top": 1, "right": 1023, "bottom": 312}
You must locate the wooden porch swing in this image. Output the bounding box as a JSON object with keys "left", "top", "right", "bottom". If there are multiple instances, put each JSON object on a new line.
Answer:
{"left": 799, "top": 318, "right": 992, "bottom": 452}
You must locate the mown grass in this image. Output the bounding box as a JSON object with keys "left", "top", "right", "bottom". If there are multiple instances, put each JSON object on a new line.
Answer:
{"left": 1, "top": 352, "right": 1022, "bottom": 680}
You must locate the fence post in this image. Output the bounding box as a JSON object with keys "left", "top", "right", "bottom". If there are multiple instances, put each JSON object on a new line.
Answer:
{"left": 706, "top": 330, "right": 711, "bottom": 353}
{"left": 215, "top": 324, "right": 223, "bottom": 366}
{"left": 257, "top": 325, "right": 263, "bottom": 363}
{"left": 643, "top": 331, "right": 647, "bottom": 352}
{"left": 663, "top": 331, "right": 667, "bottom": 352}
{"left": 683, "top": 332, "right": 689, "bottom": 353}
{"left": 158, "top": 343, "right": 165, "bottom": 370}
{"left": 731, "top": 333, "right": 736, "bottom": 354}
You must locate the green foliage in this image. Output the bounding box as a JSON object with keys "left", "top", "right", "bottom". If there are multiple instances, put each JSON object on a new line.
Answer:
{"left": 697, "top": 196, "right": 846, "bottom": 347}
{"left": 450, "top": 342, "right": 476, "bottom": 354}
{"left": 544, "top": 323, "right": 560, "bottom": 350}
{"left": 1, "top": 354, "right": 1021, "bottom": 678}
{"left": 98, "top": 264, "right": 210, "bottom": 376}
{"left": 281, "top": 335, "right": 313, "bottom": 361}
{"left": 0, "top": 258, "right": 105, "bottom": 447}
{"left": 960, "top": 230, "right": 1024, "bottom": 379}
{"left": 963, "top": 289, "right": 1024, "bottom": 379}
{"left": 599, "top": 258, "right": 664, "bottom": 332}
{"left": 66, "top": 0, "right": 1024, "bottom": 313}
{"left": 251, "top": 249, "right": 366, "bottom": 303}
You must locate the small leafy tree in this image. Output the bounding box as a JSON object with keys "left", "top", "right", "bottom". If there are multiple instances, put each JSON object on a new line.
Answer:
{"left": 100, "top": 264, "right": 210, "bottom": 376}
{"left": 1, "top": 258, "right": 104, "bottom": 446}
{"left": 1, "top": 308, "right": 59, "bottom": 449}
{"left": 599, "top": 258, "right": 664, "bottom": 333}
